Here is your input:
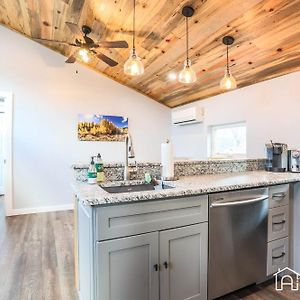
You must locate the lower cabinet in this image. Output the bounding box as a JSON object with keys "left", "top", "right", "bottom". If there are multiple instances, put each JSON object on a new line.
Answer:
{"left": 96, "top": 223, "right": 208, "bottom": 300}
{"left": 266, "top": 184, "right": 290, "bottom": 276}
{"left": 97, "top": 232, "right": 160, "bottom": 300}
{"left": 160, "top": 223, "right": 208, "bottom": 300}
{"left": 267, "top": 237, "right": 289, "bottom": 276}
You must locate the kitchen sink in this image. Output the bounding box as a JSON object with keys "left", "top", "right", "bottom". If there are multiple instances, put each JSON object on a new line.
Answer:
{"left": 100, "top": 182, "right": 174, "bottom": 194}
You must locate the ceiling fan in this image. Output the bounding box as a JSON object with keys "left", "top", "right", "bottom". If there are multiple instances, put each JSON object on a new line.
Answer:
{"left": 34, "top": 22, "right": 129, "bottom": 67}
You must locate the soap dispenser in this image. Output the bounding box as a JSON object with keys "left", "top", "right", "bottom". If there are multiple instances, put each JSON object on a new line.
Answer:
{"left": 87, "top": 156, "right": 97, "bottom": 184}
{"left": 95, "top": 153, "right": 105, "bottom": 183}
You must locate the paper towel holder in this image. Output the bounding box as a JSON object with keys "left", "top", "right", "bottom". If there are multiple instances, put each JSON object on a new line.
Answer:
{"left": 161, "top": 139, "right": 178, "bottom": 181}
{"left": 161, "top": 175, "right": 179, "bottom": 181}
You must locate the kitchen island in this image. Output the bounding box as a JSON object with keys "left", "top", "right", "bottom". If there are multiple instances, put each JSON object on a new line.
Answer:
{"left": 72, "top": 170, "right": 300, "bottom": 300}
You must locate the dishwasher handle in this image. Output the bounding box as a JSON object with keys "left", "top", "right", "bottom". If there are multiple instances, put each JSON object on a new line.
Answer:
{"left": 210, "top": 195, "right": 268, "bottom": 208}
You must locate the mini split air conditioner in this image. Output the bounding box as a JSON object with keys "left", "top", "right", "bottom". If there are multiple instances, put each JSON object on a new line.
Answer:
{"left": 172, "top": 105, "right": 204, "bottom": 125}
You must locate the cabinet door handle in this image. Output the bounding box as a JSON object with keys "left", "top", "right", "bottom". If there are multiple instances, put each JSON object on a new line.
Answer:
{"left": 272, "top": 192, "right": 286, "bottom": 200}
{"left": 273, "top": 220, "right": 286, "bottom": 225}
{"left": 163, "top": 262, "right": 168, "bottom": 269}
{"left": 272, "top": 252, "right": 286, "bottom": 259}
{"left": 154, "top": 264, "right": 160, "bottom": 272}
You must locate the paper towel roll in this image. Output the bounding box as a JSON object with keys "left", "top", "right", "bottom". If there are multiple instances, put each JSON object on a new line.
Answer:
{"left": 161, "top": 141, "right": 174, "bottom": 178}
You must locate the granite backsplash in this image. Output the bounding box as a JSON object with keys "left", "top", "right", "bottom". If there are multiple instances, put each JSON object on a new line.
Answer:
{"left": 72, "top": 159, "right": 266, "bottom": 182}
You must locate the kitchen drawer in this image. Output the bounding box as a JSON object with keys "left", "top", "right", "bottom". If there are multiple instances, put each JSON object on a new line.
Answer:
{"left": 268, "top": 205, "right": 289, "bottom": 242}
{"left": 267, "top": 237, "right": 289, "bottom": 276}
{"left": 95, "top": 195, "right": 208, "bottom": 241}
{"left": 269, "top": 184, "right": 289, "bottom": 209}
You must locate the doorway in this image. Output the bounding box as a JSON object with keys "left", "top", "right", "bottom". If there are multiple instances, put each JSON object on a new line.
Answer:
{"left": 0, "top": 106, "right": 4, "bottom": 195}
{"left": 0, "top": 93, "right": 13, "bottom": 216}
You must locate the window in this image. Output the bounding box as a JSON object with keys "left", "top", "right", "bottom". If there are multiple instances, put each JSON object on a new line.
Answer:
{"left": 209, "top": 122, "right": 246, "bottom": 159}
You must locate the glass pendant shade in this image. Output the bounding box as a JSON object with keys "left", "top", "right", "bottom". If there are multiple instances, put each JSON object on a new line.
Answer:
{"left": 220, "top": 70, "right": 237, "bottom": 90}
{"left": 78, "top": 49, "right": 90, "bottom": 63}
{"left": 124, "top": 0, "right": 144, "bottom": 76}
{"left": 178, "top": 59, "right": 197, "bottom": 84}
{"left": 124, "top": 48, "right": 144, "bottom": 76}
{"left": 220, "top": 36, "right": 237, "bottom": 91}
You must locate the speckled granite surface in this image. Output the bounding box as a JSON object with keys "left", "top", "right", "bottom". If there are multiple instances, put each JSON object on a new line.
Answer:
{"left": 72, "top": 171, "right": 300, "bottom": 206}
{"left": 72, "top": 159, "right": 266, "bottom": 182}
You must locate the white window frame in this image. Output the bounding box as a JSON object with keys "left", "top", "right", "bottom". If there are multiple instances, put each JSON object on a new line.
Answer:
{"left": 209, "top": 121, "right": 247, "bottom": 159}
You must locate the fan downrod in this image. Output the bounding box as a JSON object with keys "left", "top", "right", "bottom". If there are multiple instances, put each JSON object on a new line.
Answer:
{"left": 82, "top": 25, "right": 92, "bottom": 35}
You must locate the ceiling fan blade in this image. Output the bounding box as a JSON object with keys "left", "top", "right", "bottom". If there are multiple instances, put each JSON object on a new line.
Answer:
{"left": 97, "top": 41, "right": 129, "bottom": 49}
{"left": 65, "top": 54, "right": 77, "bottom": 64}
{"left": 65, "top": 22, "right": 82, "bottom": 36}
{"left": 97, "top": 52, "right": 118, "bottom": 67}
{"left": 33, "top": 37, "right": 77, "bottom": 46}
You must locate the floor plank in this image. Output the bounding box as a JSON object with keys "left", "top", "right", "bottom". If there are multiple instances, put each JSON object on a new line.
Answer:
{"left": 0, "top": 200, "right": 78, "bottom": 300}
{"left": 0, "top": 198, "right": 299, "bottom": 299}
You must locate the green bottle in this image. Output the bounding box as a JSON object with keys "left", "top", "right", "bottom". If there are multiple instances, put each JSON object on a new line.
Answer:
{"left": 87, "top": 156, "right": 97, "bottom": 184}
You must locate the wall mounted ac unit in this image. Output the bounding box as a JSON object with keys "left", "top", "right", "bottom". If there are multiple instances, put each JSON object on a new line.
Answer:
{"left": 172, "top": 105, "right": 204, "bottom": 125}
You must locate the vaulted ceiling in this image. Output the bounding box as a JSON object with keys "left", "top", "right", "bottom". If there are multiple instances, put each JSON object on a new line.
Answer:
{"left": 0, "top": 0, "right": 300, "bottom": 107}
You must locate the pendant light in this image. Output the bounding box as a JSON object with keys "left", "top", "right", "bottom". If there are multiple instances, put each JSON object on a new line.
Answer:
{"left": 124, "top": 0, "right": 144, "bottom": 76}
{"left": 220, "top": 36, "right": 237, "bottom": 90}
{"left": 178, "top": 6, "right": 197, "bottom": 84}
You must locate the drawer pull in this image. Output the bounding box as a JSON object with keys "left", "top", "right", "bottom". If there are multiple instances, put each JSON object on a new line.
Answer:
{"left": 163, "top": 262, "right": 168, "bottom": 269}
{"left": 272, "top": 193, "right": 286, "bottom": 200}
{"left": 272, "top": 252, "right": 286, "bottom": 259}
{"left": 154, "top": 264, "right": 160, "bottom": 272}
{"left": 273, "top": 220, "right": 286, "bottom": 225}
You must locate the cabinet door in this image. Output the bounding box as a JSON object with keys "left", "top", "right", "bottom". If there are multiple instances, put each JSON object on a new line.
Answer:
{"left": 160, "top": 223, "right": 208, "bottom": 300}
{"left": 97, "top": 232, "right": 159, "bottom": 300}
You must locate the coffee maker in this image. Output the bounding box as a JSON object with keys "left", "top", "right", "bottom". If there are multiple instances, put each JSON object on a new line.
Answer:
{"left": 265, "top": 141, "right": 288, "bottom": 172}
{"left": 288, "top": 150, "right": 300, "bottom": 172}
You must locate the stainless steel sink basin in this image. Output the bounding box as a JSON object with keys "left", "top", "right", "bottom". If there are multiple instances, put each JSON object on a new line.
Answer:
{"left": 100, "top": 182, "right": 174, "bottom": 194}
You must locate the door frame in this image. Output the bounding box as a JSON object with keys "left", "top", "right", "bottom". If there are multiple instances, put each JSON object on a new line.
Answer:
{"left": 0, "top": 92, "right": 13, "bottom": 216}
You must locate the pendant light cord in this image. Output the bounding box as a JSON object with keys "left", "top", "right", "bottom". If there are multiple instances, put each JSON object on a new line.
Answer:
{"left": 133, "top": 0, "right": 136, "bottom": 49}
{"left": 226, "top": 44, "right": 230, "bottom": 74}
{"left": 186, "top": 17, "right": 189, "bottom": 61}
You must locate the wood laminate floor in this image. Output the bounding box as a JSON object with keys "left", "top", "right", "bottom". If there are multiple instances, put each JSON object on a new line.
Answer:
{"left": 0, "top": 197, "right": 78, "bottom": 300}
{"left": 0, "top": 196, "right": 299, "bottom": 300}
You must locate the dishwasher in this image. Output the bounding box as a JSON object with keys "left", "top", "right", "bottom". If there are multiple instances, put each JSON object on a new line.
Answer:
{"left": 208, "top": 188, "right": 269, "bottom": 300}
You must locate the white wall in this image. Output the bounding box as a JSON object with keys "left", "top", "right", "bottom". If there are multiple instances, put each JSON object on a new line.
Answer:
{"left": 0, "top": 25, "right": 171, "bottom": 212}
{"left": 172, "top": 71, "right": 300, "bottom": 159}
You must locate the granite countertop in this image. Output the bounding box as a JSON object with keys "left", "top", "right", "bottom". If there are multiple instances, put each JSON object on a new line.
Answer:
{"left": 72, "top": 171, "right": 300, "bottom": 206}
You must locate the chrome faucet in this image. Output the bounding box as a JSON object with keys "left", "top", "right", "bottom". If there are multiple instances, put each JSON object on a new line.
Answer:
{"left": 124, "top": 134, "right": 136, "bottom": 180}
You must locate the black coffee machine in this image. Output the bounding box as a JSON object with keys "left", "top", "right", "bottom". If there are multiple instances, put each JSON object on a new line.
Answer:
{"left": 265, "top": 141, "right": 288, "bottom": 172}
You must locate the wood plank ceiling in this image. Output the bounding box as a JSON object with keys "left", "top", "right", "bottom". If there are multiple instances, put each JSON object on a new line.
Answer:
{"left": 0, "top": 0, "right": 300, "bottom": 107}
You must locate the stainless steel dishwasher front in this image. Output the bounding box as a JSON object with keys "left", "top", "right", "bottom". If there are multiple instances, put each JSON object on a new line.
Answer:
{"left": 208, "top": 188, "right": 268, "bottom": 299}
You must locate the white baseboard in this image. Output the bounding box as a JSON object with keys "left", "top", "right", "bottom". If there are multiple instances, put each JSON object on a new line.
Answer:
{"left": 8, "top": 203, "right": 74, "bottom": 216}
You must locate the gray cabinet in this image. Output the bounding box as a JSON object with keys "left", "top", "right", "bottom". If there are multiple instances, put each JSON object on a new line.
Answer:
{"left": 96, "top": 232, "right": 159, "bottom": 300}
{"left": 160, "top": 223, "right": 208, "bottom": 300}
{"left": 267, "top": 184, "right": 290, "bottom": 276}
{"left": 96, "top": 223, "right": 208, "bottom": 300}
{"left": 76, "top": 195, "right": 209, "bottom": 300}
{"left": 77, "top": 201, "right": 94, "bottom": 300}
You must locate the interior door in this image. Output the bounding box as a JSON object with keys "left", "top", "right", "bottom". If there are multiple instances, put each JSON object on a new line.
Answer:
{"left": 97, "top": 232, "right": 159, "bottom": 300}
{"left": 160, "top": 223, "right": 208, "bottom": 300}
{"left": 0, "top": 111, "right": 4, "bottom": 195}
